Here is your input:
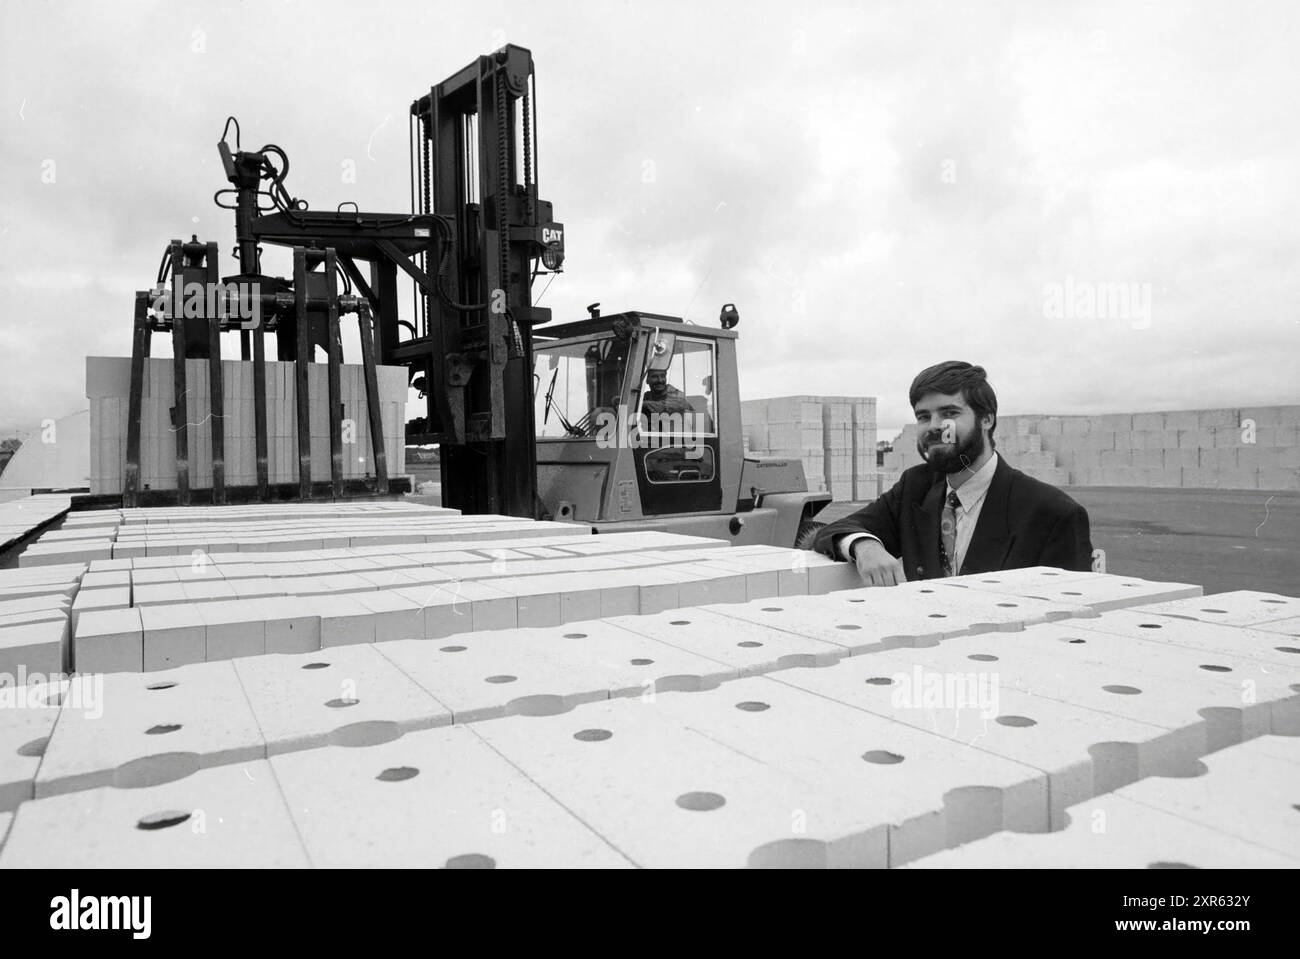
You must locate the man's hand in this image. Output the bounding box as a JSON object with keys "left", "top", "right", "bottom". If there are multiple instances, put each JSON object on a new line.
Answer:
{"left": 850, "top": 538, "right": 908, "bottom": 587}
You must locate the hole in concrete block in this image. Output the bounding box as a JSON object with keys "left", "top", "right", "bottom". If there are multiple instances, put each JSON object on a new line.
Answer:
{"left": 626, "top": 657, "right": 655, "bottom": 666}
{"left": 1138, "top": 623, "right": 1163, "bottom": 629}
{"left": 1276, "top": 646, "right": 1300, "bottom": 654}
{"left": 1060, "top": 637, "right": 1086, "bottom": 644}
{"left": 574, "top": 728, "right": 612, "bottom": 742}
{"left": 864, "top": 677, "right": 894, "bottom": 686}
{"left": 1148, "top": 861, "right": 1198, "bottom": 869}
{"left": 655, "top": 674, "right": 720, "bottom": 694}
{"left": 736, "top": 701, "right": 769, "bottom": 712}
{"left": 563, "top": 633, "right": 588, "bottom": 639}
{"left": 1103, "top": 685, "right": 1141, "bottom": 695}
{"left": 1063, "top": 591, "right": 1082, "bottom": 596}
{"left": 996, "top": 715, "right": 1036, "bottom": 727}
{"left": 145, "top": 723, "right": 182, "bottom": 735}
{"left": 508, "top": 695, "right": 572, "bottom": 717}
{"left": 847, "top": 598, "right": 864, "bottom": 603}
{"left": 748, "top": 838, "right": 828, "bottom": 869}
{"left": 1200, "top": 608, "right": 1227, "bottom": 614}
{"left": 836, "top": 624, "right": 860, "bottom": 630}
{"left": 302, "top": 662, "right": 330, "bottom": 670}
{"left": 146, "top": 681, "right": 177, "bottom": 690}
{"left": 376, "top": 766, "right": 419, "bottom": 782}
{"left": 920, "top": 589, "right": 934, "bottom": 593}
{"left": 996, "top": 603, "right": 1019, "bottom": 608}
{"left": 445, "top": 853, "right": 495, "bottom": 869}
{"left": 485, "top": 675, "right": 517, "bottom": 684}
{"left": 325, "top": 698, "right": 360, "bottom": 708}
{"left": 670, "top": 620, "right": 691, "bottom": 625}
{"left": 928, "top": 613, "right": 947, "bottom": 618}
{"left": 738, "top": 641, "right": 763, "bottom": 648}
{"left": 862, "top": 750, "right": 904, "bottom": 765}
{"left": 331, "top": 721, "right": 401, "bottom": 748}
{"left": 115, "top": 752, "right": 201, "bottom": 789}
{"left": 676, "top": 791, "right": 725, "bottom": 811}
{"left": 137, "top": 810, "right": 192, "bottom": 831}
{"left": 941, "top": 785, "right": 1003, "bottom": 846}
{"left": 760, "top": 608, "right": 782, "bottom": 613}
{"left": 1199, "top": 664, "right": 1232, "bottom": 672}
{"left": 968, "top": 654, "right": 998, "bottom": 662}
{"left": 439, "top": 645, "right": 467, "bottom": 653}
{"left": 1262, "top": 599, "right": 1286, "bottom": 604}
{"left": 17, "top": 736, "right": 48, "bottom": 758}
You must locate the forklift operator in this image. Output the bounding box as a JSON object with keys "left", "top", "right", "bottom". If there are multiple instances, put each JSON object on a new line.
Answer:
{"left": 641, "top": 369, "right": 693, "bottom": 418}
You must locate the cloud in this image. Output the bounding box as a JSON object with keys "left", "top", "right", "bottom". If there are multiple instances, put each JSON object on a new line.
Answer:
{"left": 1, "top": 0, "right": 1296, "bottom": 441}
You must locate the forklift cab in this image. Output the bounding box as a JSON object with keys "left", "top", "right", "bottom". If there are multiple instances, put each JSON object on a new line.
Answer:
{"left": 532, "top": 311, "right": 733, "bottom": 522}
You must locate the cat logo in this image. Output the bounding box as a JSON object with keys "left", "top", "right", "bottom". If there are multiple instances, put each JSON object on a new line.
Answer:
{"left": 541, "top": 227, "right": 563, "bottom": 245}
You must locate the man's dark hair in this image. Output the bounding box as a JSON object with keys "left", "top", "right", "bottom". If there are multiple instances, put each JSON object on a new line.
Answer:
{"left": 909, "top": 361, "right": 998, "bottom": 447}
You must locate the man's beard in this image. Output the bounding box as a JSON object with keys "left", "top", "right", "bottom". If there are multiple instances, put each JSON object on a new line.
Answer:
{"left": 918, "top": 426, "right": 986, "bottom": 475}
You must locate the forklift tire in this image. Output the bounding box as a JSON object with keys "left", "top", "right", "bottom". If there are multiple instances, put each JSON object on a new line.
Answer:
{"left": 794, "top": 518, "right": 825, "bottom": 551}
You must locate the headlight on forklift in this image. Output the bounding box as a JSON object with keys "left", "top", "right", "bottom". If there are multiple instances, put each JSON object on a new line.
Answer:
{"left": 542, "top": 241, "right": 564, "bottom": 272}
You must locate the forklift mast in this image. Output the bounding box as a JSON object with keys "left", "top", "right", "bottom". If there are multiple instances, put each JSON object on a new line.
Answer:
{"left": 148, "top": 43, "right": 565, "bottom": 516}
{"left": 407, "top": 44, "right": 563, "bottom": 517}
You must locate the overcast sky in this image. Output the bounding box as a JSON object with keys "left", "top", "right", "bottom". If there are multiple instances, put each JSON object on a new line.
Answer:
{"left": 2, "top": 0, "right": 1298, "bottom": 439}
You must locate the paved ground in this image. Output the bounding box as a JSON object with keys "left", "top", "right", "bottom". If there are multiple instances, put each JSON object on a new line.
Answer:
{"left": 818, "top": 486, "right": 1300, "bottom": 597}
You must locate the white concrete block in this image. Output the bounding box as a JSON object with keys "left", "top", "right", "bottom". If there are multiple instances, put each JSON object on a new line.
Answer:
{"left": 607, "top": 607, "right": 847, "bottom": 676}
{"left": 0, "top": 682, "right": 61, "bottom": 811}
{"left": 1069, "top": 610, "right": 1300, "bottom": 669}
{"left": 917, "top": 623, "right": 1299, "bottom": 750}
{"left": 233, "top": 643, "right": 450, "bottom": 755}
{"left": 1112, "top": 734, "right": 1300, "bottom": 858}
{"left": 197, "top": 600, "right": 268, "bottom": 661}
{"left": 948, "top": 570, "right": 1202, "bottom": 612}
{"left": 1132, "top": 590, "right": 1300, "bottom": 628}
{"left": 35, "top": 661, "right": 262, "bottom": 798}
{"left": 470, "top": 696, "right": 896, "bottom": 867}
{"left": 771, "top": 649, "right": 1206, "bottom": 831}
{"left": 908, "top": 791, "right": 1299, "bottom": 868}
{"left": 258, "top": 596, "right": 321, "bottom": 654}
{"left": 73, "top": 607, "right": 143, "bottom": 674}
{"left": 140, "top": 603, "right": 208, "bottom": 671}
{"left": 644, "top": 675, "right": 1051, "bottom": 864}
{"left": 377, "top": 623, "right": 730, "bottom": 724}
{"left": 270, "top": 725, "right": 631, "bottom": 868}
{"left": 0, "top": 761, "right": 309, "bottom": 868}
{"left": 313, "top": 594, "right": 378, "bottom": 647}
{"left": 0, "top": 619, "right": 66, "bottom": 677}
{"left": 351, "top": 591, "right": 425, "bottom": 643}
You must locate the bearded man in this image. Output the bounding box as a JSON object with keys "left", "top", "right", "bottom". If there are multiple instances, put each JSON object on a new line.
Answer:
{"left": 813, "top": 361, "right": 1094, "bottom": 586}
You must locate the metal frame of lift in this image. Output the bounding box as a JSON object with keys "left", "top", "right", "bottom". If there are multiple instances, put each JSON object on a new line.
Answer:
{"left": 118, "top": 43, "right": 564, "bottom": 515}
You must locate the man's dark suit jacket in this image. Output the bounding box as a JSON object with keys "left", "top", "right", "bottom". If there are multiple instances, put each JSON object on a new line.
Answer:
{"left": 813, "top": 455, "right": 1094, "bottom": 579}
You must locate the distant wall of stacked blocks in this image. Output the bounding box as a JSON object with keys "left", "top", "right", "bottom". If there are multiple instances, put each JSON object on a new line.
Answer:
{"left": 880, "top": 406, "right": 1300, "bottom": 495}
{"left": 87, "top": 357, "right": 407, "bottom": 496}
{"left": 740, "top": 396, "right": 880, "bottom": 502}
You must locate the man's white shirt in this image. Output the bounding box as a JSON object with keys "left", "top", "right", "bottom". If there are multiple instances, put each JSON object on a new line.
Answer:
{"left": 838, "top": 451, "right": 1000, "bottom": 575}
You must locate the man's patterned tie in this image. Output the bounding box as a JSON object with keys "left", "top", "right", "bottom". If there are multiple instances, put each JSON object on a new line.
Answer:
{"left": 939, "top": 489, "right": 961, "bottom": 577}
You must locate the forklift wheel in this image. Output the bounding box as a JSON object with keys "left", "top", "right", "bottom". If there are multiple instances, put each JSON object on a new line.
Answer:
{"left": 794, "top": 518, "right": 825, "bottom": 551}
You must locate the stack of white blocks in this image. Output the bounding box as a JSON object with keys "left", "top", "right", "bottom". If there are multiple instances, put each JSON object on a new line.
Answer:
{"left": 1, "top": 514, "right": 1296, "bottom": 867}
{"left": 882, "top": 406, "right": 1300, "bottom": 492}
{"left": 87, "top": 357, "right": 407, "bottom": 495}
{"left": 742, "top": 395, "right": 879, "bottom": 501}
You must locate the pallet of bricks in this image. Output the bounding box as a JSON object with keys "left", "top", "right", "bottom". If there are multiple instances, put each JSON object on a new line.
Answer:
{"left": 741, "top": 396, "right": 879, "bottom": 502}
{"left": 86, "top": 357, "right": 408, "bottom": 495}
